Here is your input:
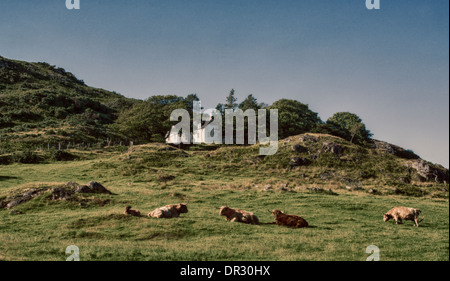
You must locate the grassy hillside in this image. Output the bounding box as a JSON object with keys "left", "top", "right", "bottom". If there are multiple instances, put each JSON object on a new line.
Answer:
{"left": 0, "top": 135, "right": 448, "bottom": 261}
{"left": 0, "top": 56, "right": 137, "bottom": 149}
{"left": 0, "top": 56, "right": 448, "bottom": 261}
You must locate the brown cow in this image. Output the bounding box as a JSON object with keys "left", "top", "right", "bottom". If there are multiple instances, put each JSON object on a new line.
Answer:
{"left": 148, "top": 203, "right": 188, "bottom": 218}
{"left": 219, "top": 206, "right": 259, "bottom": 225}
{"left": 272, "top": 210, "right": 308, "bottom": 228}
{"left": 383, "top": 207, "right": 424, "bottom": 227}
{"left": 124, "top": 206, "right": 141, "bottom": 217}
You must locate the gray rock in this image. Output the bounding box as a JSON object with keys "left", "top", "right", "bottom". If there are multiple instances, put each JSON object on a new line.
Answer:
{"left": 299, "top": 134, "right": 319, "bottom": 143}
{"left": 292, "top": 144, "right": 308, "bottom": 153}
{"left": 51, "top": 187, "right": 74, "bottom": 200}
{"left": 88, "top": 181, "right": 112, "bottom": 194}
{"left": 65, "top": 181, "right": 79, "bottom": 188}
{"left": 6, "top": 200, "right": 22, "bottom": 209}
{"left": 368, "top": 189, "right": 377, "bottom": 194}
{"left": 22, "top": 189, "right": 39, "bottom": 198}
{"left": 74, "top": 185, "right": 91, "bottom": 193}
{"left": 74, "top": 181, "right": 113, "bottom": 194}
{"left": 346, "top": 185, "right": 364, "bottom": 191}
{"left": 410, "top": 159, "right": 449, "bottom": 183}
{"left": 290, "top": 157, "right": 311, "bottom": 167}
{"left": 322, "top": 141, "right": 343, "bottom": 155}
{"left": 374, "top": 140, "right": 419, "bottom": 159}
{"left": 398, "top": 177, "right": 411, "bottom": 184}
{"left": 318, "top": 172, "right": 335, "bottom": 181}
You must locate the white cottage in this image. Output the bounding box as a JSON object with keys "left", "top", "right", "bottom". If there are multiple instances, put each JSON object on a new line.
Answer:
{"left": 165, "top": 120, "right": 221, "bottom": 144}
{"left": 165, "top": 125, "right": 207, "bottom": 144}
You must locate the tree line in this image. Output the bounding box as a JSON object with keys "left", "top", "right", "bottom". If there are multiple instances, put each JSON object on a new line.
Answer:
{"left": 112, "top": 89, "right": 372, "bottom": 146}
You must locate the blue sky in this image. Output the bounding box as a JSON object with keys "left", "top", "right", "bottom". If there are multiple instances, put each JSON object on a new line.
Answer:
{"left": 0, "top": 0, "right": 448, "bottom": 167}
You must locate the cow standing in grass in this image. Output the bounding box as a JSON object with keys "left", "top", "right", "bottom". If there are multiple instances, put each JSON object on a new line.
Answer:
{"left": 149, "top": 203, "right": 188, "bottom": 218}
{"left": 383, "top": 207, "right": 424, "bottom": 227}
{"left": 219, "top": 206, "right": 259, "bottom": 225}
{"left": 272, "top": 210, "right": 308, "bottom": 228}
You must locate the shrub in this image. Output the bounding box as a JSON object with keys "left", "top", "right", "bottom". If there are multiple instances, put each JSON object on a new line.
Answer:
{"left": 11, "top": 150, "right": 40, "bottom": 164}
{"left": 47, "top": 150, "right": 76, "bottom": 161}
{"left": 0, "top": 155, "right": 12, "bottom": 165}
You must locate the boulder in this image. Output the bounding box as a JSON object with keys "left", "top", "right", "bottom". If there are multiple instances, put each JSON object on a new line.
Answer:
{"left": 65, "top": 181, "right": 79, "bottom": 188}
{"left": 368, "top": 188, "right": 378, "bottom": 194}
{"left": 51, "top": 187, "right": 74, "bottom": 200}
{"left": 346, "top": 185, "right": 364, "bottom": 191}
{"left": 22, "top": 189, "right": 41, "bottom": 198}
{"left": 299, "top": 134, "right": 319, "bottom": 143}
{"left": 398, "top": 177, "right": 411, "bottom": 184}
{"left": 290, "top": 157, "right": 311, "bottom": 167}
{"left": 374, "top": 140, "right": 420, "bottom": 159}
{"left": 322, "top": 141, "right": 343, "bottom": 155}
{"left": 74, "top": 185, "right": 91, "bottom": 194}
{"left": 6, "top": 199, "right": 23, "bottom": 209}
{"left": 318, "top": 172, "right": 335, "bottom": 181}
{"left": 4, "top": 188, "right": 46, "bottom": 209}
{"left": 292, "top": 144, "right": 308, "bottom": 153}
{"left": 410, "top": 159, "right": 449, "bottom": 183}
{"left": 88, "top": 181, "right": 112, "bottom": 194}
{"left": 373, "top": 140, "right": 395, "bottom": 155}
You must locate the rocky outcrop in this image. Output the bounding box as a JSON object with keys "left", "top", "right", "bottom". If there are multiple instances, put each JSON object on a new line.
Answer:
{"left": 1, "top": 181, "right": 113, "bottom": 210}
{"left": 87, "top": 181, "right": 113, "bottom": 194}
{"left": 299, "top": 134, "right": 319, "bottom": 143}
{"left": 322, "top": 141, "right": 343, "bottom": 155}
{"left": 292, "top": 144, "right": 308, "bottom": 153}
{"left": 409, "top": 159, "right": 449, "bottom": 184}
{"left": 51, "top": 187, "right": 74, "bottom": 200}
{"left": 1, "top": 188, "right": 47, "bottom": 209}
{"left": 374, "top": 140, "right": 419, "bottom": 160}
{"left": 73, "top": 181, "right": 112, "bottom": 194}
{"left": 290, "top": 157, "right": 311, "bottom": 167}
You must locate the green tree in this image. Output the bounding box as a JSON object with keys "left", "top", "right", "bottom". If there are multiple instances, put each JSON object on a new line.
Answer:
{"left": 326, "top": 112, "right": 372, "bottom": 144}
{"left": 225, "top": 89, "right": 238, "bottom": 110}
{"left": 111, "top": 95, "right": 187, "bottom": 143}
{"left": 268, "top": 99, "right": 321, "bottom": 139}
{"left": 238, "top": 94, "right": 263, "bottom": 111}
{"left": 184, "top": 93, "right": 200, "bottom": 112}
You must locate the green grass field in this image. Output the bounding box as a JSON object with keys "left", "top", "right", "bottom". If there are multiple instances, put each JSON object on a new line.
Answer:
{"left": 0, "top": 140, "right": 448, "bottom": 261}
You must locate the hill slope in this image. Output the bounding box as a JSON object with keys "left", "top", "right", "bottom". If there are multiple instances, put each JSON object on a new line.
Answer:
{"left": 0, "top": 138, "right": 448, "bottom": 261}
{"left": 0, "top": 55, "right": 137, "bottom": 148}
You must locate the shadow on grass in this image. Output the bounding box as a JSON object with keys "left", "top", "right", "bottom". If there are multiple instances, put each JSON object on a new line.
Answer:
{"left": 0, "top": 175, "right": 19, "bottom": 181}
{"left": 259, "top": 222, "right": 321, "bottom": 229}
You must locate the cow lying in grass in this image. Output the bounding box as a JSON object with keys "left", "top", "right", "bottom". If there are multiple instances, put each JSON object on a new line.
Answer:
{"left": 383, "top": 207, "right": 424, "bottom": 227}
{"left": 124, "top": 206, "right": 141, "bottom": 217}
{"left": 149, "top": 203, "right": 188, "bottom": 218}
{"left": 219, "top": 206, "right": 259, "bottom": 225}
{"left": 272, "top": 210, "right": 308, "bottom": 228}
